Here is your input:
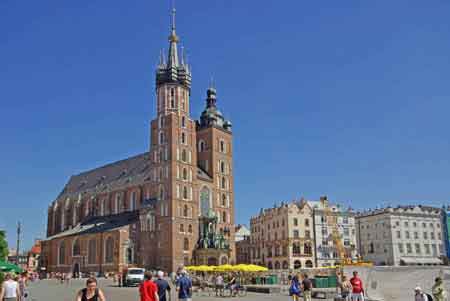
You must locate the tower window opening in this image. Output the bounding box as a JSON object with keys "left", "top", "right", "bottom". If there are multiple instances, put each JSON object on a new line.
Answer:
{"left": 181, "top": 116, "right": 186, "bottom": 128}
{"left": 181, "top": 132, "right": 186, "bottom": 144}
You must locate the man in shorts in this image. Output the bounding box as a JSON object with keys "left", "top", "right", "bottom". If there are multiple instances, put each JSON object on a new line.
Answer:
{"left": 350, "top": 271, "right": 365, "bottom": 301}
{"left": 176, "top": 270, "right": 192, "bottom": 301}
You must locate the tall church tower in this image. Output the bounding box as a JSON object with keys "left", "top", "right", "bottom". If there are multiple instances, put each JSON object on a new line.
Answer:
{"left": 148, "top": 8, "right": 198, "bottom": 271}
{"left": 146, "top": 8, "right": 235, "bottom": 271}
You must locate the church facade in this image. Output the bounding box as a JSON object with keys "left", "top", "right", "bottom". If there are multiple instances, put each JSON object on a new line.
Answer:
{"left": 41, "top": 9, "right": 235, "bottom": 274}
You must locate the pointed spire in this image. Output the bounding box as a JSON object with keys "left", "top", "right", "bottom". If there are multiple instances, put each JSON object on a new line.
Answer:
{"left": 167, "top": 4, "right": 179, "bottom": 68}
{"left": 181, "top": 46, "right": 185, "bottom": 65}
{"left": 159, "top": 49, "right": 166, "bottom": 66}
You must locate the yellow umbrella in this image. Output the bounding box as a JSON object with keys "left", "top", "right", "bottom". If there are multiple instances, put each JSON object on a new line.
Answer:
{"left": 214, "top": 264, "right": 234, "bottom": 272}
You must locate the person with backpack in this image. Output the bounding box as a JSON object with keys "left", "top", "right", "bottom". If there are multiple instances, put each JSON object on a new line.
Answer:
{"left": 301, "top": 273, "right": 313, "bottom": 301}
{"left": 350, "top": 271, "right": 365, "bottom": 301}
{"left": 289, "top": 274, "right": 301, "bottom": 301}
{"left": 414, "top": 286, "right": 430, "bottom": 301}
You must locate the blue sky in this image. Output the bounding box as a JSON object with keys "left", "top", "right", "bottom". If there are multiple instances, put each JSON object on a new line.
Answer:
{"left": 1, "top": 0, "right": 450, "bottom": 250}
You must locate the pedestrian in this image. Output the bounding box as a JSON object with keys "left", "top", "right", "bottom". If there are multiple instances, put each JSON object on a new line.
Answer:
{"left": 350, "top": 271, "right": 365, "bottom": 301}
{"left": 18, "top": 271, "right": 29, "bottom": 301}
{"left": 432, "top": 277, "right": 446, "bottom": 301}
{"left": 301, "top": 273, "right": 313, "bottom": 301}
{"left": 0, "top": 273, "right": 21, "bottom": 301}
{"left": 289, "top": 274, "right": 301, "bottom": 301}
{"left": 215, "top": 273, "right": 224, "bottom": 296}
{"left": 155, "top": 271, "right": 171, "bottom": 301}
{"left": 139, "top": 272, "right": 159, "bottom": 301}
{"left": 414, "top": 287, "right": 429, "bottom": 301}
{"left": 176, "top": 269, "right": 192, "bottom": 301}
{"left": 339, "top": 275, "right": 352, "bottom": 300}
{"left": 75, "top": 277, "right": 106, "bottom": 301}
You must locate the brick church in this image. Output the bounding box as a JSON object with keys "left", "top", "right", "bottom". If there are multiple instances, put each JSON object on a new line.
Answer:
{"left": 41, "top": 9, "right": 235, "bottom": 274}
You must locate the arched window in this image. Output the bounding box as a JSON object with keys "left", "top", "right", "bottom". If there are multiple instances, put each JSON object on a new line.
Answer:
{"left": 181, "top": 149, "right": 187, "bottom": 162}
{"left": 188, "top": 224, "right": 193, "bottom": 233}
{"left": 200, "top": 187, "right": 211, "bottom": 216}
{"left": 220, "top": 161, "right": 225, "bottom": 174}
{"left": 293, "top": 243, "right": 301, "bottom": 256}
{"left": 159, "top": 132, "right": 164, "bottom": 145}
{"left": 181, "top": 116, "right": 186, "bottom": 128}
{"left": 58, "top": 241, "right": 66, "bottom": 265}
{"left": 221, "top": 194, "right": 227, "bottom": 207}
{"left": 294, "top": 260, "right": 302, "bottom": 269}
{"left": 183, "top": 205, "right": 188, "bottom": 217}
{"left": 222, "top": 211, "right": 227, "bottom": 223}
{"left": 221, "top": 177, "right": 226, "bottom": 189}
{"left": 181, "top": 132, "right": 186, "bottom": 144}
{"left": 221, "top": 257, "right": 228, "bottom": 265}
{"left": 88, "top": 239, "right": 96, "bottom": 264}
{"left": 183, "top": 238, "right": 189, "bottom": 251}
{"left": 198, "top": 140, "right": 205, "bottom": 152}
{"left": 105, "top": 237, "right": 114, "bottom": 263}
{"left": 183, "top": 186, "right": 188, "bottom": 199}
{"left": 282, "top": 260, "right": 289, "bottom": 269}
{"left": 72, "top": 238, "right": 81, "bottom": 256}
{"left": 182, "top": 168, "right": 187, "bottom": 180}
{"left": 180, "top": 224, "right": 184, "bottom": 232}
{"left": 274, "top": 261, "right": 280, "bottom": 270}
{"left": 305, "top": 260, "right": 313, "bottom": 268}
{"left": 220, "top": 140, "right": 225, "bottom": 153}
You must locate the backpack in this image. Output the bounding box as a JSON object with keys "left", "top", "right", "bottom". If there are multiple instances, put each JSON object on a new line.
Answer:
{"left": 426, "top": 293, "right": 433, "bottom": 301}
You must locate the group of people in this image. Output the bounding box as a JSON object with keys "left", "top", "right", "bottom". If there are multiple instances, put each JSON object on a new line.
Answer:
{"left": 338, "top": 271, "right": 365, "bottom": 301}
{"left": 289, "top": 272, "right": 313, "bottom": 301}
{"left": 414, "top": 277, "right": 447, "bottom": 301}
{"left": 0, "top": 271, "right": 29, "bottom": 301}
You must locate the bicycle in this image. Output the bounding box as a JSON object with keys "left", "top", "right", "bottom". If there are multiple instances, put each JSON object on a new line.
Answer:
{"left": 222, "top": 284, "right": 247, "bottom": 297}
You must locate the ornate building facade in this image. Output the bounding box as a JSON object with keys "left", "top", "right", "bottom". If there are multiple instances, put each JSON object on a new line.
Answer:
{"left": 41, "top": 9, "right": 235, "bottom": 274}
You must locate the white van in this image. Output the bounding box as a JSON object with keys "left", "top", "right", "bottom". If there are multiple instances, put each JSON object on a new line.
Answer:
{"left": 124, "top": 268, "right": 145, "bottom": 286}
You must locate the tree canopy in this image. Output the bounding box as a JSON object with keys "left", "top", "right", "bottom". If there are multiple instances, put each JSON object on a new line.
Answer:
{"left": 0, "top": 231, "right": 8, "bottom": 261}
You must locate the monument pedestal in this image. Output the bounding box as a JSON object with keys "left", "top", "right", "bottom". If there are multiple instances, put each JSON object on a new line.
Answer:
{"left": 193, "top": 248, "right": 231, "bottom": 266}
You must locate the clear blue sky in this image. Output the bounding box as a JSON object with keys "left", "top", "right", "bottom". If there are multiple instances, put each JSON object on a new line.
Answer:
{"left": 1, "top": 0, "right": 450, "bottom": 250}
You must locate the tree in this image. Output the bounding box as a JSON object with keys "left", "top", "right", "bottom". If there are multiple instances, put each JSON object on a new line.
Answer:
{"left": 0, "top": 230, "right": 8, "bottom": 261}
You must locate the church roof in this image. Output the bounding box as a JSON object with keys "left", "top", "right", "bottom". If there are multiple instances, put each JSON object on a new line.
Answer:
{"left": 45, "top": 211, "right": 139, "bottom": 240}
{"left": 57, "top": 152, "right": 151, "bottom": 200}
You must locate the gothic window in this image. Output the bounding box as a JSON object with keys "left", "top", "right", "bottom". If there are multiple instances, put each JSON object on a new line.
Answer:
{"left": 221, "top": 194, "right": 227, "bottom": 207}
{"left": 88, "top": 239, "right": 96, "bottom": 264}
{"left": 72, "top": 238, "right": 81, "bottom": 256}
{"left": 181, "top": 149, "right": 187, "bottom": 162}
{"left": 222, "top": 211, "right": 227, "bottom": 223}
{"left": 221, "top": 177, "right": 226, "bottom": 189}
{"left": 159, "top": 186, "right": 165, "bottom": 201}
{"left": 183, "top": 238, "right": 189, "bottom": 251}
{"left": 200, "top": 187, "right": 211, "bottom": 216}
{"left": 220, "top": 161, "right": 225, "bottom": 174}
{"left": 181, "top": 116, "right": 186, "bottom": 128}
{"left": 105, "top": 237, "right": 114, "bottom": 263}
{"left": 183, "top": 168, "right": 188, "bottom": 180}
{"left": 58, "top": 241, "right": 66, "bottom": 265}
{"left": 130, "top": 191, "right": 137, "bottom": 211}
{"left": 181, "top": 132, "right": 186, "bottom": 144}
{"left": 220, "top": 140, "right": 225, "bottom": 153}
{"left": 159, "top": 132, "right": 164, "bottom": 145}
{"left": 183, "top": 186, "right": 188, "bottom": 200}
{"left": 198, "top": 140, "right": 205, "bottom": 152}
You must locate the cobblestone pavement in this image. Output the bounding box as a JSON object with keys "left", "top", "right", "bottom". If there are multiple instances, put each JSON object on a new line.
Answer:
{"left": 27, "top": 278, "right": 333, "bottom": 301}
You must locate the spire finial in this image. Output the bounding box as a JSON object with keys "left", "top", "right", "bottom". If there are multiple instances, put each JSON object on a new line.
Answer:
{"left": 209, "top": 76, "right": 215, "bottom": 89}
{"left": 171, "top": 4, "right": 176, "bottom": 33}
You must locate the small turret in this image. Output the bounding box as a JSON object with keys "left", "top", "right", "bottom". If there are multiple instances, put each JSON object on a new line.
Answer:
{"left": 198, "top": 84, "right": 232, "bottom": 132}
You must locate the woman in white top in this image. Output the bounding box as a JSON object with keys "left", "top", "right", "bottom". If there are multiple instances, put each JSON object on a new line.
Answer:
{"left": 0, "top": 273, "right": 21, "bottom": 301}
